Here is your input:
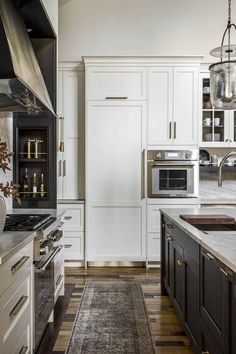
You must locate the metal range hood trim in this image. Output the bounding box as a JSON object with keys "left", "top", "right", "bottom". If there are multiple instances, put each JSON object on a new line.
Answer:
{"left": 0, "top": 0, "right": 56, "bottom": 116}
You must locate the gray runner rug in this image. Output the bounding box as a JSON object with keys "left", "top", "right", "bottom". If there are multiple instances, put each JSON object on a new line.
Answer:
{"left": 66, "top": 282, "right": 155, "bottom": 354}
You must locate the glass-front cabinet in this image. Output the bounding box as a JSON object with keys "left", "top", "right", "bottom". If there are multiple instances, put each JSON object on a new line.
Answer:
{"left": 200, "top": 73, "right": 236, "bottom": 147}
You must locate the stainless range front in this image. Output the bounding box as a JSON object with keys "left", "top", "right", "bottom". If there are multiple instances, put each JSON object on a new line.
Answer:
{"left": 147, "top": 150, "right": 198, "bottom": 198}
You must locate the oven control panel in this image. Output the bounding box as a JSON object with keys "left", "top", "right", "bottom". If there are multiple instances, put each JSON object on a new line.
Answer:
{"left": 147, "top": 150, "right": 198, "bottom": 161}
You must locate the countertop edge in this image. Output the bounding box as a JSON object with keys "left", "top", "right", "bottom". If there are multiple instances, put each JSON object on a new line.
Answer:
{"left": 160, "top": 208, "right": 236, "bottom": 272}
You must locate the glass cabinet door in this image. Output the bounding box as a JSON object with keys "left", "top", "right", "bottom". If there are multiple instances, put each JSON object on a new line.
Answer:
{"left": 202, "top": 76, "right": 226, "bottom": 144}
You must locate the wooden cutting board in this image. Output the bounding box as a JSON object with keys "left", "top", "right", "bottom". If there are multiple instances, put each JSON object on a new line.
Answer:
{"left": 180, "top": 214, "right": 235, "bottom": 225}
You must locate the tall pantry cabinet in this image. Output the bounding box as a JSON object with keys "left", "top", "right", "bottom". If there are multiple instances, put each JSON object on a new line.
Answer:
{"left": 84, "top": 58, "right": 147, "bottom": 261}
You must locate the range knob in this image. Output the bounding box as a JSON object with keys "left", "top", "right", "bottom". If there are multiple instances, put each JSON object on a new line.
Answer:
{"left": 185, "top": 152, "right": 190, "bottom": 159}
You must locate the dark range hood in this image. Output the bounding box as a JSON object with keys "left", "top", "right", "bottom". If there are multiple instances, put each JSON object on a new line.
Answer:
{"left": 0, "top": 0, "right": 55, "bottom": 116}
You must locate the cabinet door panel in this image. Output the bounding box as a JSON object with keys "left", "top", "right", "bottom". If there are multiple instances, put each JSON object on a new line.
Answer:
{"left": 87, "top": 101, "right": 146, "bottom": 205}
{"left": 88, "top": 207, "right": 144, "bottom": 260}
{"left": 147, "top": 233, "right": 160, "bottom": 261}
{"left": 63, "top": 138, "right": 84, "bottom": 200}
{"left": 148, "top": 67, "right": 173, "bottom": 145}
{"left": 63, "top": 70, "right": 85, "bottom": 139}
{"left": 173, "top": 240, "right": 184, "bottom": 318}
{"left": 86, "top": 66, "right": 146, "bottom": 100}
{"left": 174, "top": 67, "right": 198, "bottom": 145}
{"left": 200, "top": 249, "right": 228, "bottom": 351}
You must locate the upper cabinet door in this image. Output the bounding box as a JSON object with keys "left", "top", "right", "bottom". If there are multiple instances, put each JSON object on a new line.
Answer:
{"left": 63, "top": 70, "right": 85, "bottom": 139}
{"left": 86, "top": 66, "right": 147, "bottom": 100}
{"left": 173, "top": 67, "right": 199, "bottom": 146}
{"left": 148, "top": 67, "right": 173, "bottom": 146}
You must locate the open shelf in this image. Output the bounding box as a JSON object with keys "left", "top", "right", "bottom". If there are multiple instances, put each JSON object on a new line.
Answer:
{"left": 19, "top": 158, "right": 47, "bottom": 163}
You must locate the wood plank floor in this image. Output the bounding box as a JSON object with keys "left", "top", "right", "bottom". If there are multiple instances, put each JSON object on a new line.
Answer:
{"left": 36, "top": 267, "right": 194, "bottom": 354}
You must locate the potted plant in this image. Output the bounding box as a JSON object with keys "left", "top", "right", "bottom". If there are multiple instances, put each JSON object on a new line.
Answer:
{"left": 0, "top": 141, "right": 20, "bottom": 234}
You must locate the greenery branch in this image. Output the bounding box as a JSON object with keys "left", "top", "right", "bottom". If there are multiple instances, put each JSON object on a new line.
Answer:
{"left": 0, "top": 141, "right": 21, "bottom": 204}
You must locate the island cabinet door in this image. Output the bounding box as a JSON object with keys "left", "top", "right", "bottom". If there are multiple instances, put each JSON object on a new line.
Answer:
{"left": 172, "top": 239, "right": 185, "bottom": 321}
{"left": 184, "top": 254, "right": 200, "bottom": 350}
{"left": 200, "top": 248, "right": 231, "bottom": 353}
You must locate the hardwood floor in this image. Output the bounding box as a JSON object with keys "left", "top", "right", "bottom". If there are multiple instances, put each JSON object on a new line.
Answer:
{"left": 36, "top": 267, "right": 194, "bottom": 354}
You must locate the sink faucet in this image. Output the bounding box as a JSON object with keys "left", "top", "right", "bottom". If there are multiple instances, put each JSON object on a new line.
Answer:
{"left": 218, "top": 151, "right": 236, "bottom": 186}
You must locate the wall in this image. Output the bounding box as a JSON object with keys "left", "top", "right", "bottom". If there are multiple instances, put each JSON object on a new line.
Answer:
{"left": 0, "top": 115, "right": 13, "bottom": 211}
{"left": 58, "top": 0, "right": 232, "bottom": 62}
{"left": 42, "top": 0, "right": 59, "bottom": 35}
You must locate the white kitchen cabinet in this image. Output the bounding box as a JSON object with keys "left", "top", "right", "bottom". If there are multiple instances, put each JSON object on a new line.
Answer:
{"left": 85, "top": 65, "right": 147, "bottom": 100}
{"left": 58, "top": 203, "right": 85, "bottom": 266}
{"left": 148, "top": 65, "right": 199, "bottom": 147}
{"left": 86, "top": 99, "right": 146, "bottom": 261}
{"left": 0, "top": 241, "right": 33, "bottom": 354}
{"left": 57, "top": 64, "right": 85, "bottom": 200}
{"left": 200, "top": 72, "right": 236, "bottom": 147}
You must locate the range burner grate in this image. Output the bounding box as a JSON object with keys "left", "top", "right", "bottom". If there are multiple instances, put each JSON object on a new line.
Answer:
{"left": 3, "top": 214, "right": 52, "bottom": 231}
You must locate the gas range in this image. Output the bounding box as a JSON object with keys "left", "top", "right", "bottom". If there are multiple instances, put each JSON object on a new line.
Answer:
{"left": 4, "top": 214, "right": 55, "bottom": 231}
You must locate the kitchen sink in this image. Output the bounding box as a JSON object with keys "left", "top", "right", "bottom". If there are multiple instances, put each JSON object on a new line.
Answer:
{"left": 193, "top": 223, "right": 236, "bottom": 234}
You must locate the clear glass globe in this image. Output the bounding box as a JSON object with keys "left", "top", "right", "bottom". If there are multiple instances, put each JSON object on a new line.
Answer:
{"left": 210, "top": 60, "right": 236, "bottom": 110}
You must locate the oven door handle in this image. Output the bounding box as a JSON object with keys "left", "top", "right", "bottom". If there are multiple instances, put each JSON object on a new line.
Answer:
{"left": 150, "top": 162, "right": 196, "bottom": 167}
{"left": 35, "top": 245, "right": 63, "bottom": 273}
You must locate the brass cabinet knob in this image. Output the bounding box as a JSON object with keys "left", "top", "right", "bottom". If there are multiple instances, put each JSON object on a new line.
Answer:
{"left": 177, "top": 259, "right": 184, "bottom": 267}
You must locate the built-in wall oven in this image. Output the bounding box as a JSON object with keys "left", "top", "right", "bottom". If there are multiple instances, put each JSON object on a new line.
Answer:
{"left": 147, "top": 150, "right": 198, "bottom": 198}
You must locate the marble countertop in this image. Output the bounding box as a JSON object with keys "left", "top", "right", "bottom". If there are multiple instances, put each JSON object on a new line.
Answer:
{"left": 160, "top": 207, "right": 236, "bottom": 272}
{"left": 0, "top": 230, "right": 36, "bottom": 265}
{"left": 9, "top": 208, "right": 65, "bottom": 218}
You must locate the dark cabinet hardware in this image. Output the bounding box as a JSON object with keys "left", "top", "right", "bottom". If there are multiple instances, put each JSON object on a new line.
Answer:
{"left": 64, "top": 244, "right": 72, "bottom": 248}
{"left": 64, "top": 216, "right": 72, "bottom": 220}
{"left": 105, "top": 96, "right": 128, "bottom": 100}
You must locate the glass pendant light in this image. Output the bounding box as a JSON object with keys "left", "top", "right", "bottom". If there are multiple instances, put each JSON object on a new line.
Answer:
{"left": 209, "top": 0, "right": 236, "bottom": 110}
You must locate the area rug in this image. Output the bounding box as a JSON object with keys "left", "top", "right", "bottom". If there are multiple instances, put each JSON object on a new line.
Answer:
{"left": 66, "top": 282, "right": 155, "bottom": 354}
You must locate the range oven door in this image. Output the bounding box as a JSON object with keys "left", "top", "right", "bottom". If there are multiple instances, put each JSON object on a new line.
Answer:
{"left": 148, "top": 161, "right": 196, "bottom": 198}
{"left": 34, "top": 245, "right": 62, "bottom": 351}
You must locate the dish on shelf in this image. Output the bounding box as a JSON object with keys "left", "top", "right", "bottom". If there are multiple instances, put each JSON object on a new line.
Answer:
{"left": 204, "top": 133, "right": 212, "bottom": 141}
{"left": 214, "top": 133, "right": 221, "bottom": 141}
{"left": 202, "top": 160, "right": 210, "bottom": 166}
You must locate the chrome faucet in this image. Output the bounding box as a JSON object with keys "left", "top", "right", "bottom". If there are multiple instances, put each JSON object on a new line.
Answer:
{"left": 218, "top": 151, "right": 236, "bottom": 186}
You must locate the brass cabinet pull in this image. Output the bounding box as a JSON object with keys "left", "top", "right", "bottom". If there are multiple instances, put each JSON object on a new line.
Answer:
{"left": 220, "top": 267, "right": 234, "bottom": 277}
{"left": 165, "top": 235, "right": 172, "bottom": 242}
{"left": 11, "top": 256, "right": 30, "bottom": 273}
{"left": 201, "top": 251, "right": 215, "bottom": 261}
{"left": 64, "top": 244, "right": 72, "bottom": 248}
{"left": 19, "top": 346, "right": 28, "bottom": 354}
{"left": 9, "top": 295, "right": 28, "bottom": 318}
{"left": 169, "top": 121, "right": 172, "bottom": 139}
{"left": 202, "top": 352, "right": 209, "bottom": 354}
{"left": 105, "top": 96, "right": 128, "bottom": 100}
{"left": 174, "top": 121, "right": 177, "bottom": 139}
{"left": 56, "top": 274, "right": 64, "bottom": 287}
{"left": 177, "top": 259, "right": 185, "bottom": 267}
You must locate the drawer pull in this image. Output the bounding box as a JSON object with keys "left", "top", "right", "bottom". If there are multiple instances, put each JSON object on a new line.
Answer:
{"left": 220, "top": 267, "right": 234, "bottom": 277}
{"left": 58, "top": 222, "right": 64, "bottom": 228}
{"left": 19, "top": 346, "right": 28, "bottom": 354}
{"left": 105, "top": 96, "right": 128, "bottom": 100}
{"left": 64, "top": 244, "right": 72, "bottom": 248}
{"left": 56, "top": 274, "right": 64, "bottom": 286}
{"left": 11, "top": 256, "right": 30, "bottom": 273}
{"left": 177, "top": 259, "right": 184, "bottom": 267}
{"left": 165, "top": 235, "right": 172, "bottom": 242}
{"left": 9, "top": 295, "right": 28, "bottom": 318}
{"left": 202, "top": 251, "right": 215, "bottom": 261}
{"left": 202, "top": 352, "right": 209, "bottom": 354}
{"left": 64, "top": 216, "right": 72, "bottom": 220}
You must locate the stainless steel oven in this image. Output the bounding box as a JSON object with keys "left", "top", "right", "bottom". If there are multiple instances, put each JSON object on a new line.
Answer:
{"left": 147, "top": 150, "right": 198, "bottom": 198}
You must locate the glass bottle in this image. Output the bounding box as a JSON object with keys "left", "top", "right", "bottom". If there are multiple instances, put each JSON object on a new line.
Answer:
{"left": 23, "top": 168, "right": 29, "bottom": 198}
{"left": 32, "top": 173, "right": 37, "bottom": 198}
{"left": 40, "top": 173, "right": 45, "bottom": 197}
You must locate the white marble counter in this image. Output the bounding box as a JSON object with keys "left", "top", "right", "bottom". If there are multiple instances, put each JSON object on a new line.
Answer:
{"left": 0, "top": 230, "right": 36, "bottom": 265}
{"left": 10, "top": 208, "right": 65, "bottom": 218}
{"left": 161, "top": 207, "right": 236, "bottom": 272}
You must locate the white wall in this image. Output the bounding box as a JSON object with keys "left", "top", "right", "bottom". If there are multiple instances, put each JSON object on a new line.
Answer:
{"left": 42, "top": 0, "right": 59, "bottom": 35}
{"left": 58, "top": 0, "right": 233, "bottom": 62}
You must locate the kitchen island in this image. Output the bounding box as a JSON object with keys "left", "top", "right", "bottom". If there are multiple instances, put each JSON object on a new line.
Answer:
{"left": 160, "top": 207, "right": 236, "bottom": 354}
